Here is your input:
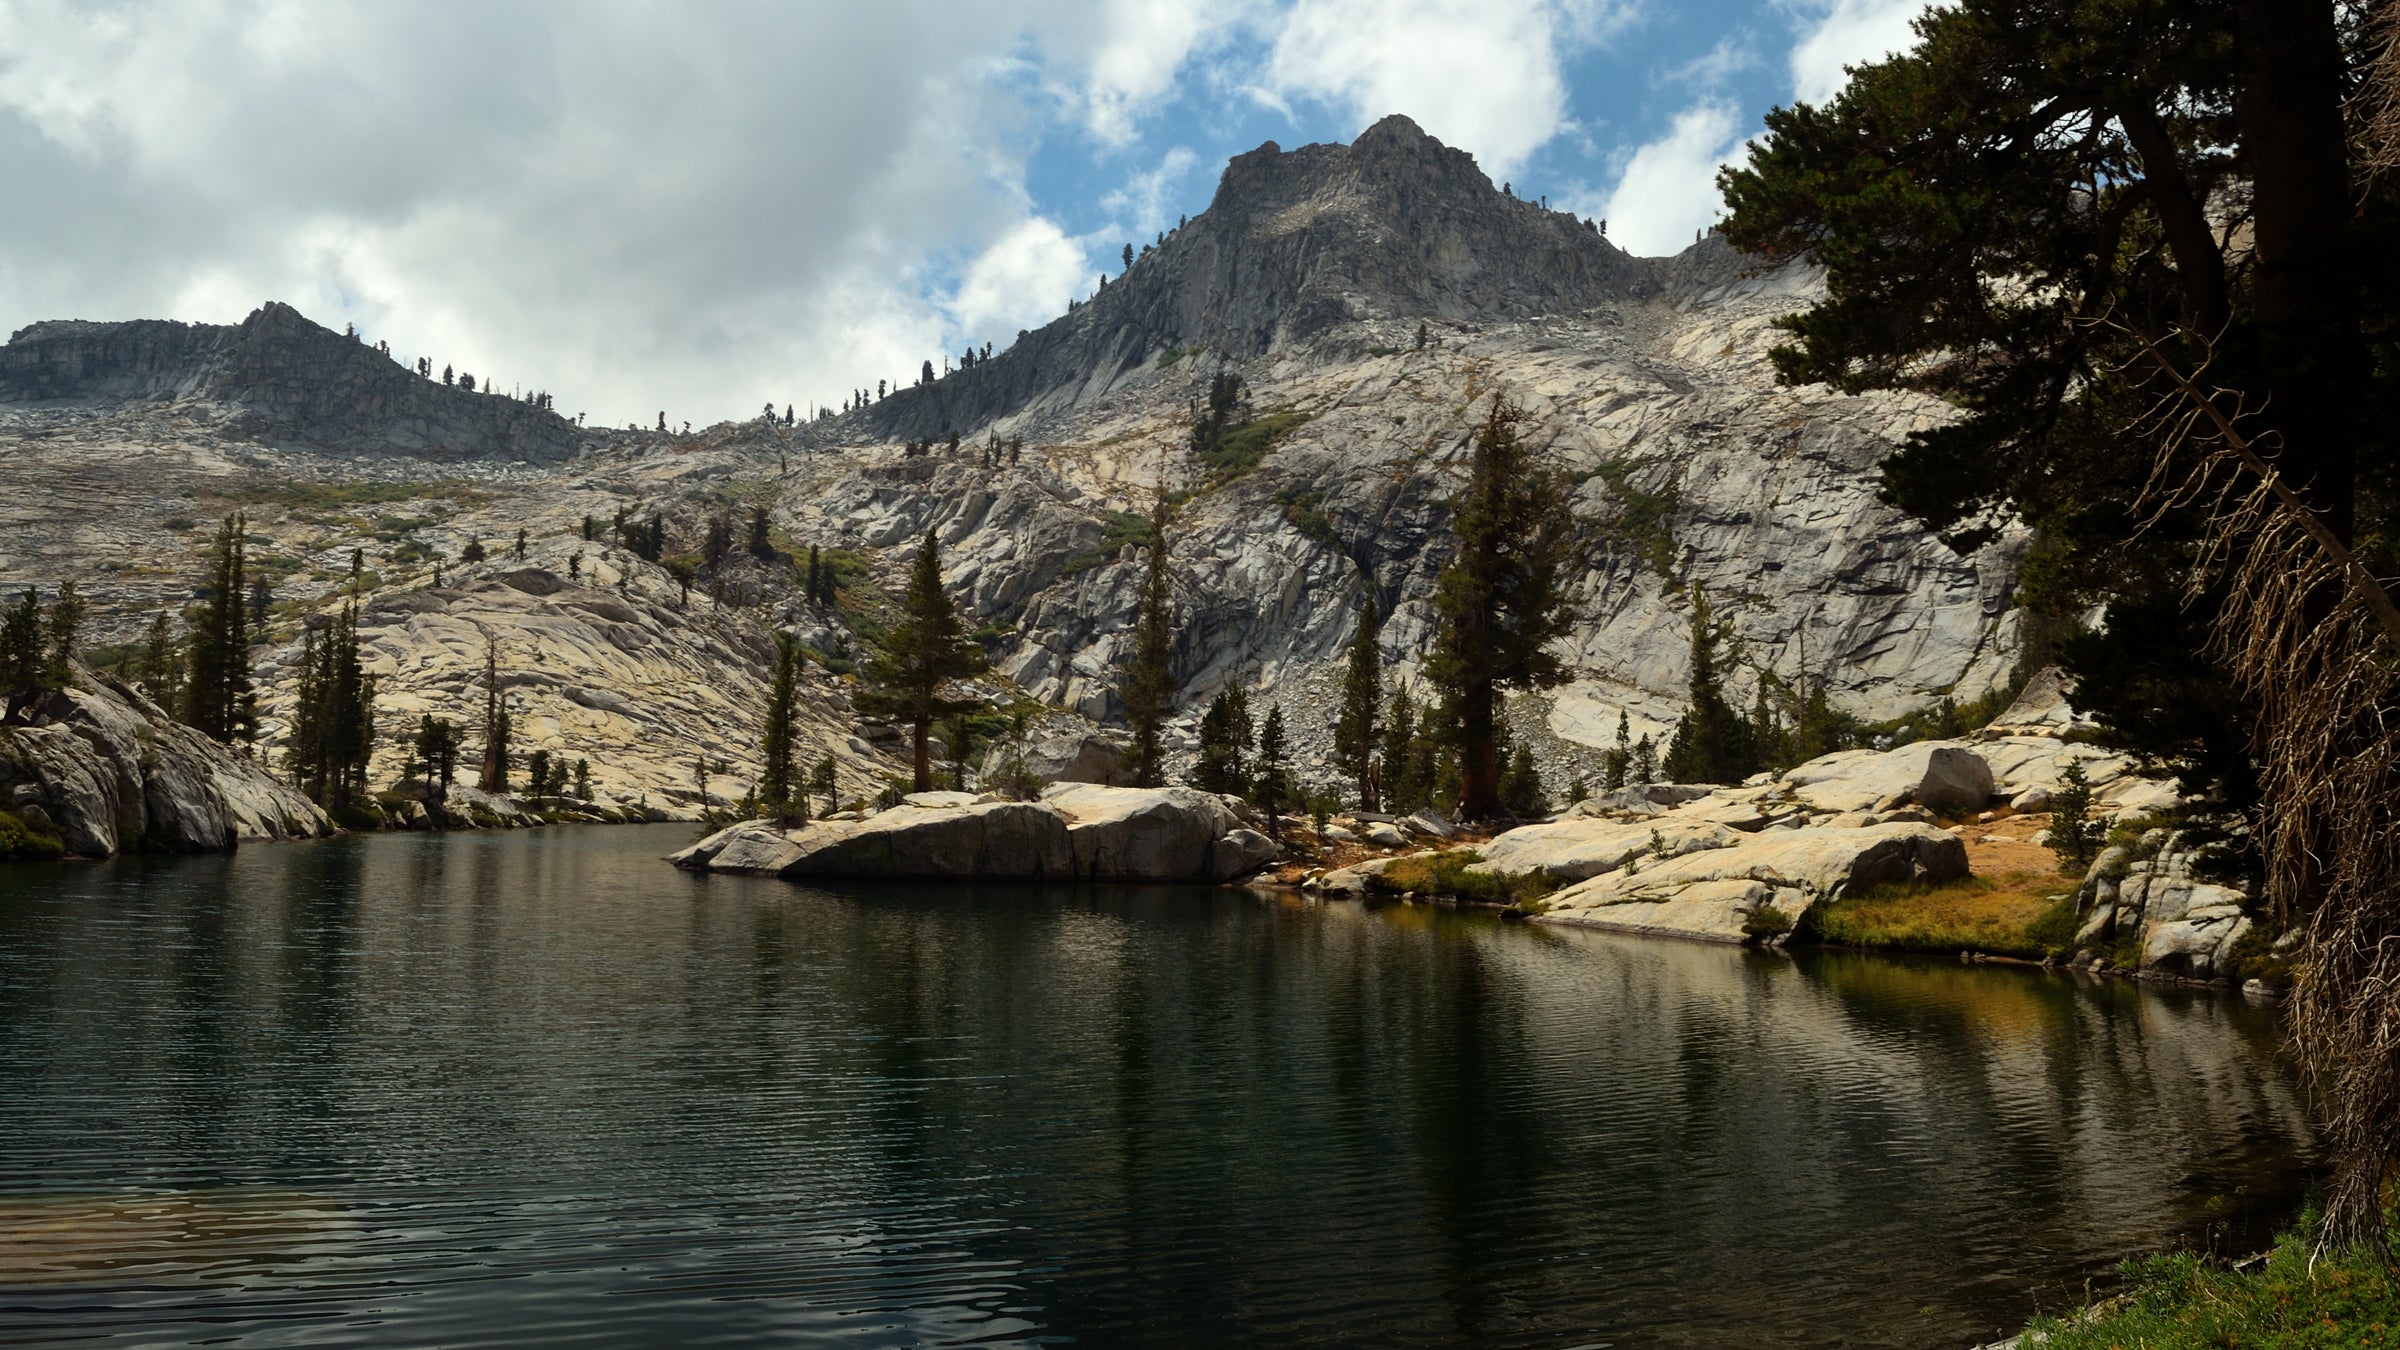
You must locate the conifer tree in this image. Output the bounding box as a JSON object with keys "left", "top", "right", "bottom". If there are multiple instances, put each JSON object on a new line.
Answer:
{"left": 1192, "top": 686, "right": 1252, "bottom": 795}
{"left": 182, "top": 515, "right": 257, "bottom": 744}
{"left": 1662, "top": 588, "right": 1757, "bottom": 785}
{"left": 41, "top": 581, "right": 79, "bottom": 693}
{"left": 1632, "top": 734, "right": 1657, "bottom": 785}
{"left": 513, "top": 528, "right": 528, "bottom": 560}
{"left": 573, "top": 757, "right": 591, "bottom": 801}
{"left": 760, "top": 634, "right": 801, "bottom": 821}
{"left": 854, "top": 530, "right": 989, "bottom": 792}
{"left": 0, "top": 590, "right": 45, "bottom": 721}
{"left": 1501, "top": 742, "right": 1549, "bottom": 819}
{"left": 1378, "top": 681, "right": 1419, "bottom": 811}
{"left": 1253, "top": 703, "right": 1290, "bottom": 836}
{"left": 1332, "top": 591, "right": 1382, "bottom": 809}
{"left": 1118, "top": 495, "right": 1176, "bottom": 786}
{"left": 413, "top": 714, "right": 461, "bottom": 797}
{"left": 1603, "top": 708, "right": 1631, "bottom": 791}
{"left": 811, "top": 756, "right": 838, "bottom": 814}
{"left": 704, "top": 513, "right": 733, "bottom": 568}
{"left": 286, "top": 593, "right": 376, "bottom": 810}
{"left": 1426, "top": 397, "right": 1578, "bottom": 818}
{"left": 135, "top": 612, "right": 184, "bottom": 710}
{"left": 478, "top": 641, "right": 511, "bottom": 792}
{"left": 748, "top": 506, "right": 773, "bottom": 559}
{"left": 526, "top": 749, "right": 552, "bottom": 799}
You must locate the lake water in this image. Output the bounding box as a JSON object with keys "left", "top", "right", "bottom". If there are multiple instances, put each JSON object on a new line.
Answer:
{"left": 0, "top": 824, "right": 2313, "bottom": 1347}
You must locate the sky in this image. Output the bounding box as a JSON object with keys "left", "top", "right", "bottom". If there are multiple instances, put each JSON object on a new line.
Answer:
{"left": 0, "top": 0, "right": 1932, "bottom": 431}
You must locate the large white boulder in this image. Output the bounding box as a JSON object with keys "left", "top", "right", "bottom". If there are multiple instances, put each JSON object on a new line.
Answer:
{"left": 1780, "top": 742, "right": 1995, "bottom": 813}
{"left": 1538, "top": 824, "right": 1967, "bottom": 942}
{"left": 1472, "top": 816, "right": 1740, "bottom": 882}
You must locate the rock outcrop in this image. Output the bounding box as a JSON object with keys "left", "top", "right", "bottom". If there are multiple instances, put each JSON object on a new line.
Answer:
{"left": 671, "top": 784, "right": 1279, "bottom": 883}
{"left": 0, "top": 672, "right": 330, "bottom": 856}
{"left": 1537, "top": 824, "right": 1968, "bottom": 942}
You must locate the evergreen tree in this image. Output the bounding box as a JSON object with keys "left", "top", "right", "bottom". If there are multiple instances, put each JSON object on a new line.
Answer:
{"left": 854, "top": 531, "right": 990, "bottom": 792}
{"left": 760, "top": 634, "right": 801, "bottom": 821}
{"left": 513, "top": 528, "right": 528, "bottom": 560}
{"left": 573, "top": 757, "right": 591, "bottom": 801}
{"left": 1332, "top": 590, "right": 1382, "bottom": 809}
{"left": 181, "top": 515, "right": 257, "bottom": 744}
{"left": 1662, "top": 588, "right": 1757, "bottom": 785}
{"left": 0, "top": 590, "right": 44, "bottom": 721}
{"left": 748, "top": 506, "right": 774, "bottom": 559}
{"left": 811, "top": 756, "right": 838, "bottom": 814}
{"left": 479, "top": 642, "right": 511, "bottom": 792}
{"left": 1118, "top": 495, "right": 1177, "bottom": 786}
{"left": 1192, "top": 686, "right": 1251, "bottom": 795}
{"left": 42, "top": 582, "right": 82, "bottom": 692}
{"left": 1426, "top": 397, "right": 1578, "bottom": 819}
{"left": 526, "top": 749, "right": 552, "bottom": 799}
{"left": 582, "top": 515, "right": 596, "bottom": 542}
{"left": 1189, "top": 373, "right": 1245, "bottom": 458}
{"left": 461, "top": 537, "right": 487, "bottom": 563}
{"left": 134, "top": 612, "right": 184, "bottom": 710}
{"left": 413, "top": 715, "right": 461, "bottom": 796}
{"left": 245, "top": 576, "right": 272, "bottom": 632}
{"left": 1378, "top": 682, "right": 1419, "bottom": 811}
{"left": 1602, "top": 709, "right": 1631, "bottom": 791}
{"left": 703, "top": 513, "right": 733, "bottom": 568}
{"left": 286, "top": 594, "right": 376, "bottom": 811}
{"left": 1253, "top": 703, "right": 1290, "bottom": 836}
{"left": 1501, "top": 743, "right": 1549, "bottom": 819}
{"left": 1631, "top": 734, "right": 1656, "bottom": 785}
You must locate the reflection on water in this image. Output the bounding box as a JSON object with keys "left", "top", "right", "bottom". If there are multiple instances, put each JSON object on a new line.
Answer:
{"left": 0, "top": 826, "right": 2311, "bottom": 1347}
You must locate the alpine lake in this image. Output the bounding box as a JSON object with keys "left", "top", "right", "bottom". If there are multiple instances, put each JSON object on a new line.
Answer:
{"left": 0, "top": 824, "right": 2312, "bottom": 1347}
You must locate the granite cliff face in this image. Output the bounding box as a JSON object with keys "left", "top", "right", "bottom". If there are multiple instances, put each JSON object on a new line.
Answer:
{"left": 0, "top": 115, "right": 2024, "bottom": 813}
{"left": 1, "top": 302, "right": 582, "bottom": 463}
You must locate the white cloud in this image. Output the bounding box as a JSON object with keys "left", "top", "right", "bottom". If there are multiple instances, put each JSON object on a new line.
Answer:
{"left": 1596, "top": 102, "right": 1750, "bottom": 256}
{"left": 1100, "top": 146, "right": 1200, "bottom": 240}
{"left": 1079, "top": 2, "right": 1250, "bottom": 146}
{"left": 1263, "top": 0, "right": 1584, "bottom": 178}
{"left": 948, "top": 217, "right": 1092, "bottom": 343}
{"left": 1787, "top": 0, "right": 1933, "bottom": 105}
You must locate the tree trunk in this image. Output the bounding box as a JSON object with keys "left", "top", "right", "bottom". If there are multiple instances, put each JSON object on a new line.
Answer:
{"left": 2236, "top": 0, "right": 2361, "bottom": 541}
{"left": 911, "top": 717, "right": 932, "bottom": 793}
{"left": 1456, "top": 683, "right": 1500, "bottom": 820}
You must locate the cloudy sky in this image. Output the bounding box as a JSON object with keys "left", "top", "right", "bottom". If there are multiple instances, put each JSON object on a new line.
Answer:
{"left": 0, "top": 0, "right": 1929, "bottom": 430}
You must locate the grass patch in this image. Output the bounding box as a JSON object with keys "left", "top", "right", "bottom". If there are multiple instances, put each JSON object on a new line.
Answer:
{"left": 2031, "top": 1210, "right": 2400, "bottom": 1349}
{"left": 1812, "top": 873, "right": 2077, "bottom": 958}
{"left": 1198, "top": 410, "right": 1311, "bottom": 485}
{"left": 1366, "top": 849, "right": 1558, "bottom": 910}
{"left": 1274, "top": 489, "right": 1339, "bottom": 546}
{"left": 817, "top": 547, "right": 893, "bottom": 647}
{"left": 1061, "top": 509, "right": 1157, "bottom": 577}
{"left": 1154, "top": 345, "right": 1188, "bottom": 369}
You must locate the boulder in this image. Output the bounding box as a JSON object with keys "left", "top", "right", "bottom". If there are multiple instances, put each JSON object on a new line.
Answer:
{"left": 1361, "top": 822, "right": 1410, "bottom": 849}
{"left": 1043, "top": 783, "right": 1260, "bottom": 881}
{"left": 979, "top": 728, "right": 1129, "bottom": 787}
{"left": 1780, "top": 741, "right": 1994, "bottom": 813}
{"left": 1538, "top": 824, "right": 1968, "bottom": 943}
{"left": 1472, "top": 816, "right": 1739, "bottom": 882}
{"left": 672, "top": 786, "right": 1277, "bottom": 883}
{"left": 0, "top": 676, "right": 330, "bottom": 856}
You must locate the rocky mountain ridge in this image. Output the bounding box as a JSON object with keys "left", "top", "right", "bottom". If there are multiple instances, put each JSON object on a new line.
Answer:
{"left": 0, "top": 115, "right": 2024, "bottom": 827}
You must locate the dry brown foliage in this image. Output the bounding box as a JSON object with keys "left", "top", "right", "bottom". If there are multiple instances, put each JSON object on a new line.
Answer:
{"left": 2127, "top": 331, "right": 2400, "bottom": 1250}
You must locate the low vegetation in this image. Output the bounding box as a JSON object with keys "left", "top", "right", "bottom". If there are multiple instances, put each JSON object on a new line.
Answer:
{"left": 2028, "top": 1210, "right": 2400, "bottom": 1349}
{"left": 1811, "top": 873, "right": 2080, "bottom": 959}
{"left": 1197, "top": 410, "right": 1311, "bottom": 484}
{"left": 1365, "top": 849, "right": 1558, "bottom": 910}
{"left": 0, "top": 807, "right": 63, "bottom": 862}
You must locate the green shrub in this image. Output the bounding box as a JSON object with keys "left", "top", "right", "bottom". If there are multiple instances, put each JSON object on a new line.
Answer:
{"left": 1743, "top": 904, "right": 1794, "bottom": 940}
{"left": 2023, "top": 892, "right": 2082, "bottom": 955}
{"left": 0, "top": 807, "right": 64, "bottom": 861}
{"left": 1198, "top": 410, "right": 1311, "bottom": 484}
{"left": 1366, "top": 849, "right": 1557, "bottom": 909}
{"left": 2031, "top": 1208, "right": 2400, "bottom": 1350}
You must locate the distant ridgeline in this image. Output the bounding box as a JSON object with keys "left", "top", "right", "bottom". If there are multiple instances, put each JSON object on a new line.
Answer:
{"left": 0, "top": 301, "right": 584, "bottom": 464}
{"left": 853, "top": 114, "right": 1716, "bottom": 443}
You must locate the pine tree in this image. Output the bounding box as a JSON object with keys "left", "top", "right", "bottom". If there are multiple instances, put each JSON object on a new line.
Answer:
{"left": 811, "top": 756, "right": 838, "bottom": 814}
{"left": 1378, "top": 681, "right": 1419, "bottom": 811}
{"left": 1501, "top": 743, "right": 1549, "bottom": 818}
{"left": 854, "top": 531, "right": 990, "bottom": 792}
{"left": 526, "top": 749, "right": 552, "bottom": 799}
{"left": 1192, "top": 686, "right": 1252, "bottom": 795}
{"left": 1253, "top": 703, "right": 1290, "bottom": 836}
{"left": 1662, "top": 588, "right": 1757, "bottom": 785}
{"left": 134, "top": 612, "right": 184, "bottom": 710}
{"left": 513, "top": 528, "right": 528, "bottom": 560}
{"left": 1632, "top": 734, "right": 1657, "bottom": 785}
{"left": 1426, "top": 397, "right": 1578, "bottom": 818}
{"left": 704, "top": 513, "right": 733, "bottom": 568}
{"left": 286, "top": 593, "right": 375, "bottom": 811}
{"left": 1603, "top": 708, "right": 1631, "bottom": 790}
{"left": 413, "top": 715, "right": 461, "bottom": 797}
{"left": 2046, "top": 759, "right": 2103, "bottom": 875}
{"left": 181, "top": 515, "right": 256, "bottom": 744}
{"left": 41, "top": 582, "right": 81, "bottom": 693}
{"left": 748, "top": 506, "right": 773, "bottom": 559}
{"left": 1119, "top": 495, "right": 1176, "bottom": 786}
{"left": 0, "top": 590, "right": 44, "bottom": 721}
{"left": 1332, "top": 590, "right": 1382, "bottom": 809}
{"left": 573, "top": 757, "right": 592, "bottom": 801}
{"left": 479, "top": 642, "right": 510, "bottom": 792}
{"left": 760, "top": 634, "right": 800, "bottom": 821}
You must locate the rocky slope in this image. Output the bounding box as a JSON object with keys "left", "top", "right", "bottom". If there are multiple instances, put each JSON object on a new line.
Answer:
{"left": 0, "top": 670, "right": 330, "bottom": 856}
{"left": 0, "top": 115, "right": 2022, "bottom": 816}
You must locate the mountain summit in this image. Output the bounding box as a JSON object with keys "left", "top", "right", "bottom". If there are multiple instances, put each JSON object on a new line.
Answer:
{"left": 862, "top": 115, "right": 1653, "bottom": 440}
